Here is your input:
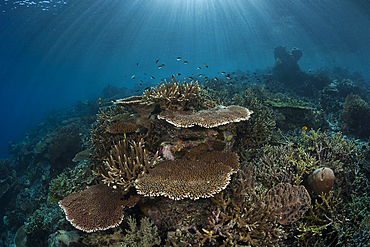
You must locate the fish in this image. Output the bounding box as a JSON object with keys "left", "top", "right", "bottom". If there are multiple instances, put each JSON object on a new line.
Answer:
{"left": 136, "top": 63, "right": 139, "bottom": 65}
{"left": 197, "top": 67, "right": 201, "bottom": 69}
{"left": 144, "top": 73, "right": 146, "bottom": 75}
{"left": 302, "top": 126, "right": 308, "bottom": 130}
{"left": 144, "top": 87, "right": 150, "bottom": 90}
{"left": 221, "top": 72, "right": 226, "bottom": 74}
{"left": 183, "top": 61, "right": 189, "bottom": 64}
{"left": 226, "top": 74, "right": 231, "bottom": 79}
{"left": 213, "top": 83, "right": 216, "bottom": 87}
{"left": 205, "top": 65, "right": 209, "bottom": 68}
{"left": 158, "top": 65, "right": 162, "bottom": 69}
{"left": 98, "top": 97, "right": 101, "bottom": 100}
{"left": 356, "top": 154, "right": 362, "bottom": 159}
{"left": 177, "top": 73, "right": 181, "bottom": 76}
{"left": 156, "top": 59, "right": 159, "bottom": 64}
{"left": 177, "top": 57, "right": 182, "bottom": 60}
{"left": 198, "top": 74, "right": 203, "bottom": 77}
{"left": 309, "top": 69, "right": 314, "bottom": 73}
{"left": 150, "top": 76, "right": 155, "bottom": 79}
{"left": 131, "top": 75, "right": 135, "bottom": 79}
{"left": 188, "top": 76, "right": 194, "bottom": 80}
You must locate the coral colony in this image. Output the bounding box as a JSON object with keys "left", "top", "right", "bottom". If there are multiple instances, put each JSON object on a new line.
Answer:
{"left": 2, "top": 47, "right": 370, "bottom": 246}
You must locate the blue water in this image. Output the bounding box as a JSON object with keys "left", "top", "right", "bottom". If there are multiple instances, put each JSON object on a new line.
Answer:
{"left": 1, "top": 0, "right": 370, "bottom": 158}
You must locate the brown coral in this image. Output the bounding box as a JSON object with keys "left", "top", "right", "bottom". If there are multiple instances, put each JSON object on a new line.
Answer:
{"left": 142, "top": 78, "right": 199, "bottom": 111}
{"left": 157, "top": 105, "right": 253, "bottom": 128}
{"left": 97, "top": 139, "right": 158, "bottom": 192}
{"left": 135, "top": 151, "right": 239, "bottom": 200}
{"left": 106, "top": 122, "right": 139, "bottom": 134}
{"left": 264, "top": 183, "right": 311, "bottom": 225}
{"left": 307, "top": 167, "right": 335, "bottom": 195}
{"left": 59, "top": 184, "right": 139, "bottom": 232}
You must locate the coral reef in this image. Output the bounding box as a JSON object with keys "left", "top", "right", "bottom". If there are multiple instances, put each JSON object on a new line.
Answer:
{"left": 82, "top": 216, "right": 160, "bottom": 247}
{"left": 142, "top": 78, "right": 200, "bottom": 111}
{"left": 135, "top": 151, "right": 239, "bottom": 200}
{"left": 157, "top": 105, "right": 252, "bottom": 128}
{"left": 340, "top": 93, "right": 370, "bottom": 137}
{"left": 47, "top": 162, "right": 96, "bottom": 203}
{"left": 264, "top": 183, "right": 311, "bottom": 225}
{"left": 59, "top": 184, "right": 140, "bottom": 232}
{"left": 307, "top": 167, "right": 335, "bottom": 195}
{"left": 97, "top": 139, "right": 159, "bottom": 192}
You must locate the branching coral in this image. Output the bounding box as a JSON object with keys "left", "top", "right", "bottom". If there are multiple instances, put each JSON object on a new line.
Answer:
{"left": 89, "top": 106, "right": 128, "bottom": 162}
{"left": 97, "top": 139, "right": 159, "bottom": 192}
{"left": 142, "top": 78, "right": 200, "bottom": 111}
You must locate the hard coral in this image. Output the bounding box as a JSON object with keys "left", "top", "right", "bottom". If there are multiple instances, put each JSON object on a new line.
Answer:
{"left": 143, "top": 77, "right": 200, "bottom": 111}
{"left": 340, "top": 93, "right": 370, "bottom": 137}
{"left": 158, "top": 105, "right": 252, "bottom": 128}
{"left": 59, "top": 184, "right": 139, "bottom": 233}
{"left": 113, "top": 96, "right": 156, "bottom": 119}
{"left": 264, "top": 183, "right": 311, "bottom": 225}
{"left": 135, "top": 151, "right": 239, "bottom": 200}
{"left": 307, "top": 167, "right": 335, "bottom": 195}
{"left": 97, "top": 139, "right": 159, "bottom": 192}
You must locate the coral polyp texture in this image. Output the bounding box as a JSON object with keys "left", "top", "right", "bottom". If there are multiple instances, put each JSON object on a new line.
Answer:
{"left": 142, "top": 77, "right": 200, "bottom": 111}
{"left": 58, "top": 184, "right": 139, "bottom": 233}
{"left": 158, "top": 105, "right": 253, "bottom": 128}
{"left": 98, "top": 139, "right": 159, "bottom": 192}
{"left": 135, "top": 150, "right": 239, "bottom": 200}
{"left": 264, "top": 183, "right": 311, "bottom": 225}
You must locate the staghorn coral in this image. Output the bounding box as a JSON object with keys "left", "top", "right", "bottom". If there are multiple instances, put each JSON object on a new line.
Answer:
{"left": 255, "top": 145, "right": 296, "bottom": 188}
{"left": 97, "top": 139, "right": 159, "bottom": 192}
{"left": 59, "top": 184, "right": 140, "bottom": 232}
{"left": 124, "top": 216, "right": 161, "bottom": 247}
{"left": 135, "top": 151, "right": 239, "bottom": 200}
{"left": 264, "top": 183, "right": 311, "bottom": 225}
{"left": 157, "top": 105, "right": 253, "bottom": 128}
{"left": 203, "top": 163, "right": 285, "bottom": 246}
{"left": 81, "top": 216, "right": 160, "bottom": 246}
{"left": 142, "top": 77, "right": 200, "bottom": 111}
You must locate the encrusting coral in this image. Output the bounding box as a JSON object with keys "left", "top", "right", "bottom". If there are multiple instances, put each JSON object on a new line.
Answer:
{"left": 59, "top": 184, "right": 140, "bottom": 232}
{"left": 135, "top": 150, "right": 239, "bottom": 200}
{"left": 157, "top": 105, "right": 253, "bottom": 128}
